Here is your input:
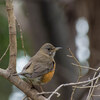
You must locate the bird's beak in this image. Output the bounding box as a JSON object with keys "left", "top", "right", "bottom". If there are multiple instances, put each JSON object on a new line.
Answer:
{"left": 55, "top": 47, "right": 62, "bottom": 51}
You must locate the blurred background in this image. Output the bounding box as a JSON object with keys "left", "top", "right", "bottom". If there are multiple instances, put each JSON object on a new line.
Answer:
{"left": 0, "top": 0, "right": 100, "bottom": 100}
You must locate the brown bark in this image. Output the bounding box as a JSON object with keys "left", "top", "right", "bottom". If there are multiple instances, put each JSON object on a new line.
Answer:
{"left": 6, "top": 0, "right": 17, "bottom": 73}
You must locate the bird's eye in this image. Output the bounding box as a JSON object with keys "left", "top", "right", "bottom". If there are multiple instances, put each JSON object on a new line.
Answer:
{"left": 47, "top": 48, "right": 51, "bottom": 51}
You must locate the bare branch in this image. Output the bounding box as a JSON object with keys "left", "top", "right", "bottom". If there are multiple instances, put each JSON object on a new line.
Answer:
{"left": 67, "top": 48, "right": 79, "bottom": 64}
{"left": 38, "top": 91, "right": 60, "bottom": 97}
{"left": 92, "top": 95, "right": 100, "bottom": 97}
{"left": 0, "top": 68, "right": 9, "bottom": 78}
{"left": 47, "top": 73, "right": 100, "bottom": 100}
{"left": 0, "top": 69, "right": 46, "bottom": 100}
{"left": 67, "top": 48, "right": 82, "bottom": 100}
{"left": 86, "top": 66, "right": 100, "bottom": 100}
{"left": 72, "top": 63, "right": 97, "bottom": 71}
{"left": 15, "top": 19, "right": 26, "bottom": 56}
{"left": 6, "top": 0, "right": 17, "bottom": 72}
{"left": 72, "top": 83, "right": 100, "bottom": 89}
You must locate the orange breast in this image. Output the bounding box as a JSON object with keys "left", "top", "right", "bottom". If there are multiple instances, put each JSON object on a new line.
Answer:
{"left": 41, "top": 65, "right": 55, "bottom": 84}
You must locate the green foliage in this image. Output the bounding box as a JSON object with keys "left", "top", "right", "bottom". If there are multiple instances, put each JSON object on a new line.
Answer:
{"left": 0, "top": 14, "right": 9, "bottom": 69}
{"left": 0, "top": 0, "right": 6, "bottom": 5}
{"left": 0, "top": 13, "right": 11, "bottom": 100}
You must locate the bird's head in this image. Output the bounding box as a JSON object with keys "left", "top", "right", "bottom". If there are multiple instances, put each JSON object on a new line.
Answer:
{"left": 40, "top": 43, "right": 62, "bottom": 58}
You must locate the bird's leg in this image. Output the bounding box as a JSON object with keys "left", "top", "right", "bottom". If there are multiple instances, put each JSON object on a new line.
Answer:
{"left": 27, "top": 97, "right": 32, "bottom": 100}
{"left": 39, "top": 85, "right": 44, "bottom": 92}
{"left": 31, "top": 84, "right": 35, "bottom": 89}
{"left": 23, "top": 96, "right": 32, "bottom": 100}
{"left": 38, "top": 85, "right": 46, "bottom": 97}
{"left": 23, "top": 95, "right": 27, "bottom": 100}
{"left": 28, "top": 80, "right": 34, "bottom": 89}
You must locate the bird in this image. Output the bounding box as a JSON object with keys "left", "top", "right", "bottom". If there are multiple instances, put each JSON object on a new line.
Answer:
{"left": 14, "top": 43, "right": 62, "bottom": 86}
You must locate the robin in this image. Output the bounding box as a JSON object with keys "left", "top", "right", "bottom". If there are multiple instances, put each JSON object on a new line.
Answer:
{"left": 14, "top": 43, "right": 62, "bottom": 86}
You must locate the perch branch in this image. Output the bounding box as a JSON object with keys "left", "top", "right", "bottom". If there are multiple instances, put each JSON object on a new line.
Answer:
{"left": 6, "top": 0, "right": 17, "bottom": 72}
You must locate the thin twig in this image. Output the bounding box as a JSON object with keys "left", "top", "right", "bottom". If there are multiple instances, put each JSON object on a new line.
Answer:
{"left": 67, "top": 48, "right": 82, "bottom": 100}
{"left": 15, "top": 18, "right": 26, "bottom": 56}
{"left": 86, "top": 72, "right": 97, "bottom": 100}
{"left": 93, "top": 95, "right": 100, "bottom": 97}
{"left": 47, "top": 73, "right": 100, "bottom": 100}
{"left": 37, "top": 91, "right": 60, "bottom": 97}
{"left": 86, "top": 67, "right": 100, "bottom": 100}
{"left": 71, "top": 75, "right": 81, "bottom": 100}
{"left": 6, "top": 0, "right": 17, "bottom": 72}
{"left": 72, "top": 83, "right": 100, "bottom": 88}
{"left": 82, "top": 82, "right": 91, "bottom": 86}
{"left": 67, "top": 48, "right": 81, "bottom": 65}
{"left": 67, "top": 55, "right": 73, "bottom": 58}
{"left": 0, "top": 44, "right": 10, "bottom": 62}
{"left": 90, "top": 76, "right": 99, "bottom": 98}
{"left": 72, "top": 63, "right": 97, "bottom": 71}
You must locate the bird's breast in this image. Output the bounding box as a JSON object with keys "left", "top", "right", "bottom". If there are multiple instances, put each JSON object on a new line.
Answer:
{"left": 41, "top": 64, "right": 56, "bottom": 84}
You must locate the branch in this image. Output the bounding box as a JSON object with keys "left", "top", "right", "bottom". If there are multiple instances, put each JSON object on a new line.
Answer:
{"left": 71, "top": 63, "right": 97, "bottom": 71}
{"left": 72, "top": 83, "right": 100, "bottom": 89}
{"left": 38, "top": 91, "right": 60, "bottom": 97}
{"left": 0, "top": 68, "right": 9, "bottom": 78}
{"left": 86, "top": 67, "right": 100, "bottom": 100}
{"left": 47, "top": 73, "right": 100, "bottom": 100}
{"left": 15, "top": 19, "right": 26, "bottom": 56}
{"left": 67, "top": 48, "right": 82, "bottom": 100}
{"left": 6, "top": 0, "right": 17, "bottom": 73}
{"left": 93, "top": 95, "right": 100, "bottom": 97}
{"left": 0, "top": 68, "right": 46, "bottom": 100}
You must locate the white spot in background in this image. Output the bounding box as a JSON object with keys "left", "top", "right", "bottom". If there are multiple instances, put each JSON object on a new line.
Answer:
{"left": 76, "top": 17, "right": 89, "bottom": 36}
{"left": 75, "top": 17, "right": 90, "bottom": 75}
{"left": 16, "top": 55, "right": 30, "bottom": 73}
{"left": 9, "top": 51, "right": 30, "bottom": 100}
{"left": 75, "top": 35, "right": 89, "bottom": 48}
{"left": 9, "top": 86, "right": 25, "bottom": 100}
{"left": 76, "top": 48, "right": 90, "bottom": 62}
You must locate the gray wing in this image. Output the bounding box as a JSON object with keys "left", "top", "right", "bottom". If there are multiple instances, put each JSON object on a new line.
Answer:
{"left": 30, "top": 60, "right": 55, "bottom": 78}
{"left": 22, "top": 61, "right": 32, "bottom": 71}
